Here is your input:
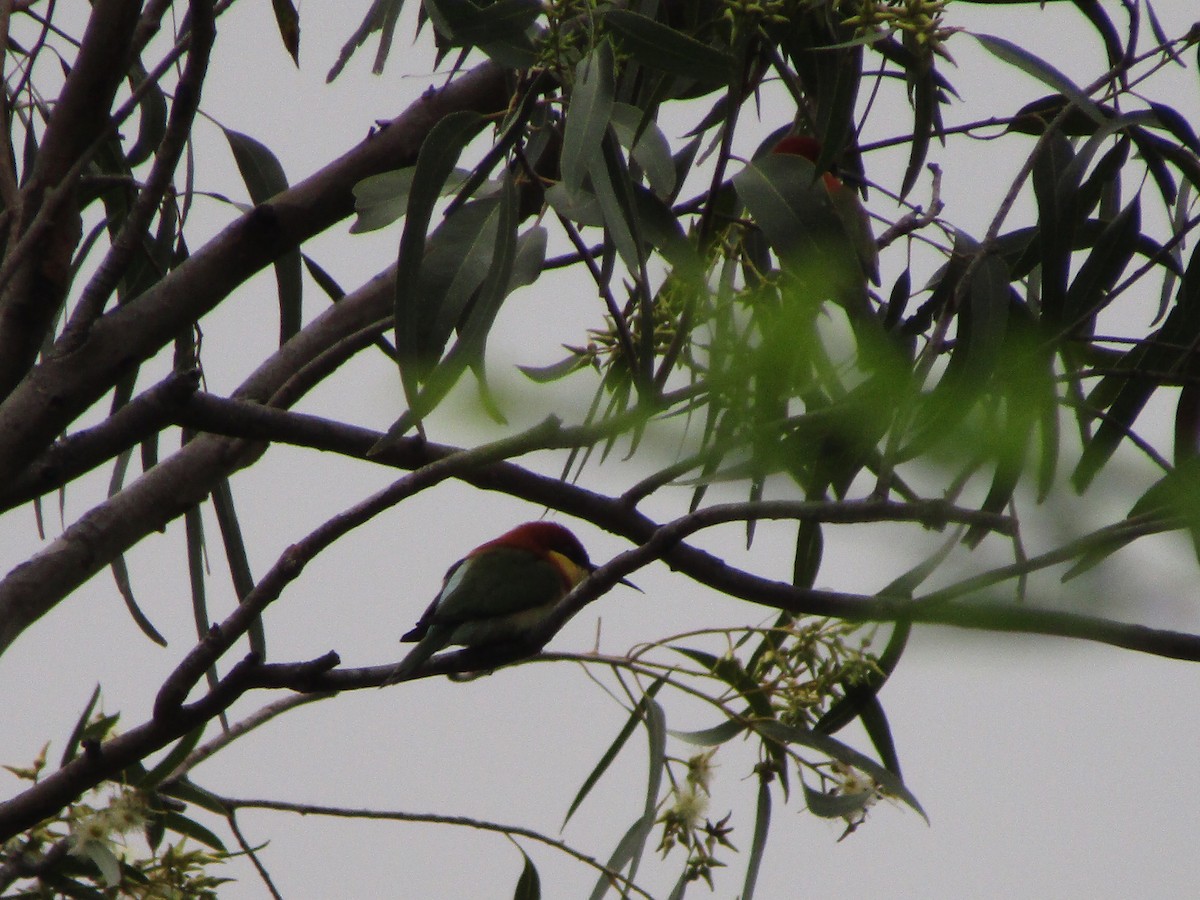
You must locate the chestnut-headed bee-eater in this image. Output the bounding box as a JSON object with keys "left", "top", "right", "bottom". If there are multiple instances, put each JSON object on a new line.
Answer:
{"left": 771, "top": 134, "right": 880, "bottom": 288}
{"left": 383, "top": 521, "right": 618, "bottom": 684}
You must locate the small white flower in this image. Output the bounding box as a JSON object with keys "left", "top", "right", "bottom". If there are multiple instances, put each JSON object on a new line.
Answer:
{"left": 69, "top": 815, "right": 121, "bottom": 887}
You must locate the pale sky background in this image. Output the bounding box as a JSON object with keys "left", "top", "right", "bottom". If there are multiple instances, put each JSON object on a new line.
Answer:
{"left": 2, "top": 2, "right": 1200, "bottom": 898}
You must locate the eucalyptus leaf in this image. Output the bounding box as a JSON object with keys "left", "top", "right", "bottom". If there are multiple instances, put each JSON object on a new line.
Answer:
{"left": 605, "top": 9, "right": 734, "bottom": 84}
{"left": 351, "top": 166, "right": 471, "bottom": 233}
{"left": 609, "top": 102, "right": 676, "bottom": 197}
{"left": 562, "top": 42, "right": 615, "bottom": 200}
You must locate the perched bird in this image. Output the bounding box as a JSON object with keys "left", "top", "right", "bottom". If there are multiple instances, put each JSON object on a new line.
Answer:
{"left": 771, "top": 134, "right": 880, "bottom": 288}
{"left": 383, "top": 521, "right": 616, "bottom": 684}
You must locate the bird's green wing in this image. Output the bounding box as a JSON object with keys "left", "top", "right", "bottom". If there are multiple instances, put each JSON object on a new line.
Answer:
{"left": 431, "top": 547, "right": 564, "bottom": 625}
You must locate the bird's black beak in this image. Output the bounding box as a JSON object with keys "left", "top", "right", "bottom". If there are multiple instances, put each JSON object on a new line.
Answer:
{"left": 587, "top": 563, "right": 643, "bottom": 593}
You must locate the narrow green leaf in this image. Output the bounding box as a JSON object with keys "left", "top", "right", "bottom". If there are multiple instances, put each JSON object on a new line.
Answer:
{"left": 1065, "top": 464, "right": 1200, "bottom": 579}
{"left": 667, "top": 719, "right": 744, "bottom": 747}
{"left": 1036, "top": 366, "right": 1060, "bottom": 503}
{"left": 802, "top": 781, "right": 876, "bottom": 819}
{"left": 424, "top": 0, "right": 540, "bottom": 46}
{"left": 1062, "top": 199, "right": 1140, "bottom": 326}
{"left": 793, "top": 518, "right": 823, "bottom": 589}
{"left": 327, "top": 0, "right": 406, "bottom": 81}
{"left": 1034, "top": 132, "right": 1075, "bottom": 324}
{"left": 447, "top": 80, "right": 541, "bottom": 217}
{"left": 184, "top": 503, "right": 224, "bottom": 709}
{"left": 60, "top": 684, "right": 102, "bottom": 767}
{"left": 140, "top": 725, "right": 206, "bottom": 788}
{"left": 270, "top": 0, "right": 301, "bottom": 65}
{"left": 630, "top": 183, "right": 700, "bottom": 278}
{"left": 145, "top": 809, "right": 165, "bottom": 852}
{"left": 1076, "top": 237, "right": 1200, "bottom": 489}
{"left": 608, "top": 103, "right": 676, "bottom": 198}
{"left": 1007, "top": 93, "right": 1113, "bottom": 137}
{"left": 589, "top": 129, "right": 642, "bottom": 275}
{"left": 902, "top": 67, "right": 936, "bottom": 199}
{"left": 1073, "top": 344, "right": 1155, "bottom": 490}
{"left": 21, "top": 109, "right": 36, "bottom": 176}
{"left": 222, "top": 128, "right": 301, "bottom": 343}
{"left": 352, "top": 167, "right": 472, "bottom": 233}
{"left": 562, "top": 42, "right": 615, "bottom": 199}
{"left": 111, "top": 552, "right": 168, "bottom": 647}
{"left": 419, "top": 197, "right": 503, "bottom": 364}
{"left": 813, "top": 44, "right": 863, "bottom": 181}
{"left": 1149, "top": 102, "right": 1200, "bottom": 157}
{"left": 160, "top": 776, "right": 229, "bottom": 816}
{"left": 605, "top": 9, "right": 734, "bottom": 83}
{"left": 391, "top": 109, "right": 487, "bottom": 429}
{"left": 512, "top": 848, "right": 541, "bottom": 900}
{"left": 124, "top": 62, "right": 167, "bottom": 167}
{"left": 352, "top": 168, "right": 418, "bottom": 232}
{"left": 756, "top": 720, "right": 927, "bottom": 821}
{"left": 518, "top": 353, "right": 588, "bottom": 383}
{"left": 588, "top": 817, "right": 648, "bottom": 900}
{"left": 1072, "top": 0, "right": 1123, "bottom": 72}
{"left": 563, "top": 677, "right": 666, "bottom": 828}
{"left": 972, "top": 33, "right": 1105, "bottom": 127}
{"left": 161, "top": 811, "right": 226, "bottom": 852}
{"left": 587, "top": 698, "right": 666, "bottom": 900}
{"left": 668, "top": 135, "right": 701, "bottom": 203}
{"left": 1128, "top": 128, "right": 1182, "bottom": 206}
{"left": 424, "top": 0, "right": 537, "bottom": 66}
{"left": 666, "top": 869, "right": 690, "bottom": 900}
{"left": 953, "top": 250, "right": 1011, "bottom": 387}
{"left": 211, "top": 479, "right": 264, "bottom": 657}
{"left": 741, "top": 774, "right": 772, "bottom": 900}
{"left": 443, "top": 176, "right": 518, "bottom": 371}
{"left": 107, "top": 441, "right": 167, "bottom": 647}
{"left": 509, "top": 225, "right": 547, "bottom": 292}
{"left": 376, "top": 170, "right": 518, "bottom": 445}
{"left": 217, "top": 127, "right": 282, "bottom": 202}
{"left": 545, "top": 182, "right": 604, "bottom": 226}
{"left": 633, "top": 698, "right": 666, "bottom": 884}
{"left": 302, "top": 254, "right": 345, "bottom": 301}
{"left": 857, "top": 695, "right": 902, "bottom": 777}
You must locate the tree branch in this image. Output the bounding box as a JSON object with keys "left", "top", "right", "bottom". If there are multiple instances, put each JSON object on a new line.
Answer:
{"left": 0, "top": 57, "right": 512, "bottom": 485}
{"left": 63, "top": 0, "right": 216, "bottom": 341}
{"left": 0, "top": 650, "right": 340, "bottom": 842}
{"left": 0, "top": 368, "right": 200, "bottom": 511}
{"left": 216, "top": 797, "right": 656, "bottom": 900}
{"left": 0, "top": 0, "right": 143, "bottom": 398}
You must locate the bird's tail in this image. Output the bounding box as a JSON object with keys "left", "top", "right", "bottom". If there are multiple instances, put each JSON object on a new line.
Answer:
{"left": 380, "top": 627, "right": 448, "bottom": 686}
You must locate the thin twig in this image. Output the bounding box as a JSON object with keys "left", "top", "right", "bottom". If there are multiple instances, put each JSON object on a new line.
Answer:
{"left": 225, "top": 809, "right": 284, "bottom": 900}
{"left": 216, "top": 797, "right": 656, "bottom": 900}
{"left": 168, "top": 692, "right": 335, "bottom": 781}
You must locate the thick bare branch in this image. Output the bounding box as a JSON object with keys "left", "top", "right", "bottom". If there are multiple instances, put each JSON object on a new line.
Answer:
{"left": 0, "top": 58, "right": 512, "bottom": 485}
{"left": 0, "top": 0, "right": 143, "bottom": 397}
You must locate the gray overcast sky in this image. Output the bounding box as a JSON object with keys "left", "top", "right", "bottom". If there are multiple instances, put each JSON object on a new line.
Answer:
{"left": 3, "top": 2, "right": 1200, "bottom": 897}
